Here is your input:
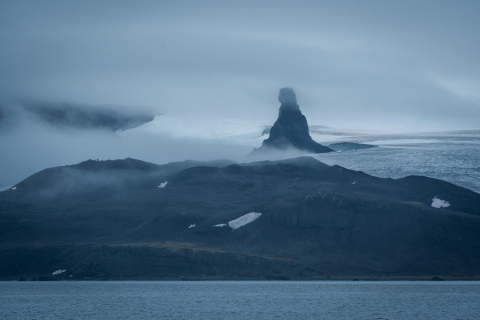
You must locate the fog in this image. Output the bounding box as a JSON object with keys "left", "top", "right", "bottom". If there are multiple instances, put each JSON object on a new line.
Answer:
{"left": 1, "top": 0, "right": 479, "bottom": 186}
{"left": 0, "top": 112, "right": 255, "bottom": 187}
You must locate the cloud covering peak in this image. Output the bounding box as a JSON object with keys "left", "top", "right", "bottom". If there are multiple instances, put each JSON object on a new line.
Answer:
{"left": 0, "top": 0, "right": 479, "bottom": 131}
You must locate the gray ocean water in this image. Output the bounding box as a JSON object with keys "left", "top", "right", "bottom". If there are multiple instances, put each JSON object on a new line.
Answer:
{"left": 1, "top": 281, "right": 479, "bottom": 319}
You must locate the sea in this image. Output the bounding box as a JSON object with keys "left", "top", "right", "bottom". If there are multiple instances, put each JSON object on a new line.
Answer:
{"left": 1, "top": 281, "right": 479, "bottom": 319}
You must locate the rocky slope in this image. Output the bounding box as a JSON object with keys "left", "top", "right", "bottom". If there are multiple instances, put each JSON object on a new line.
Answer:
{"left": 1, "top": 157, "right": 480, "bottom": 280}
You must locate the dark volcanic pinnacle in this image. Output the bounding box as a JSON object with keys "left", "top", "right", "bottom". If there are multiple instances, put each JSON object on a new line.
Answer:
{"left": 250, "top": 88, "right": 332, "bottom": 157}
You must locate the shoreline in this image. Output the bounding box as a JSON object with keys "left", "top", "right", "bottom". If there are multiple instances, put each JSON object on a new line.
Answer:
{"left": 3, "top": 275, "right": 480, "bottom": 282}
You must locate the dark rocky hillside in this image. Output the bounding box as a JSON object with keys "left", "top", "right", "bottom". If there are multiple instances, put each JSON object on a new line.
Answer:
{"left": 1, "top": 156, "right": 480, "bottom": 280}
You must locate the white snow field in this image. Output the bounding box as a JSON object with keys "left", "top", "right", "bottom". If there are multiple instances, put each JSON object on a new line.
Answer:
{"left": 158, "top": 182, "right": 168, "bottom": 188}
{"left": 312, "top": 130, "right": 480, "bottom": 194}
{"left": 213, "top": 223, "right": 227, "bottom": 227}
{"left": 228, "top": 212, "right": 262, "bottom": 230}
{"left": 52, "top": 269, "right": 66, "bottom": 275}
{"left": 431, "top": 197, "right": 450, "bottom": 208}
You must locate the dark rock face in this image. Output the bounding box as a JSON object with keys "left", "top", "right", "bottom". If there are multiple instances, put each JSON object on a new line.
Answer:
{"left": 250, "top": 88, "right": 332, "bottom": 157}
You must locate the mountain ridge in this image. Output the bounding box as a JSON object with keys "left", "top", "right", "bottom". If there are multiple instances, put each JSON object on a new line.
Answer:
{"left": 1, "top": 156, "right": 480, "bottom": 280}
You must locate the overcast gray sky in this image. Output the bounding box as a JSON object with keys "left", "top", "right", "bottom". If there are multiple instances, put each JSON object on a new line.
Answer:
{"left": 1, "top": 0, "right": 480, "bottom": 186}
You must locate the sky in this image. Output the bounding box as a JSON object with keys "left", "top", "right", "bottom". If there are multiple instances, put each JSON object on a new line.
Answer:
{"left": 1, "top": 0, "right": 480, "bottom": 186}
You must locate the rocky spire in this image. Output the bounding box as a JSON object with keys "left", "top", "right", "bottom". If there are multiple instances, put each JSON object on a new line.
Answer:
{"left": 249, "top": 88, "right": 332, "bottom": 157}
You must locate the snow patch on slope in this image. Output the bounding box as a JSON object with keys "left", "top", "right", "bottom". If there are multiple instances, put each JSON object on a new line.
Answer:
{"left": 431, "top": 197, "right": 450, "bottom": 208}
{"left": 228, "top": 212, "right": 262, "bottom": 230}
{"left": 52, "top": 269, "right": 66, "bottom": 275}
{"left": 158, "top": 182, "right": 168, "bottom": 188}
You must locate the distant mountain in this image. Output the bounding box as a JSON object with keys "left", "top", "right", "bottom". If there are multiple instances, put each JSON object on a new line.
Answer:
{"left": 249, "top": 88, "right": 332, "bottom": 159}
{"left": 1, "top": 156, "right": 480, "bottom": 280}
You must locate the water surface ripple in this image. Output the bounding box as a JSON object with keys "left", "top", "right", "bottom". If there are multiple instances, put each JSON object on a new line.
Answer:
{"left": 1, "top": 281, "right": 479, "bottom": 319}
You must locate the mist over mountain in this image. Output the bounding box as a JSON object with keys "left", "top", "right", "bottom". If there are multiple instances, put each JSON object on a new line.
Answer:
{"left": 1, "top": 0, "right": 479, "bottom": 189}
{"left": 0, "top": 103, "right": 155, "bottom": 132}
{"left": 2, "top": 1, "right": 480, "bottom": 133}
{"left": 0, "top": 0, "right": 479, "bottom": 286}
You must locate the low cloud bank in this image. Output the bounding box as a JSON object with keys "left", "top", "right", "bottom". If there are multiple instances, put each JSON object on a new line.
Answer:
{"left": 0, "top": 103, "right": 155, "bottom": 132}
{"left": 0, "top": 110, "right": 257, "bottom": 187}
